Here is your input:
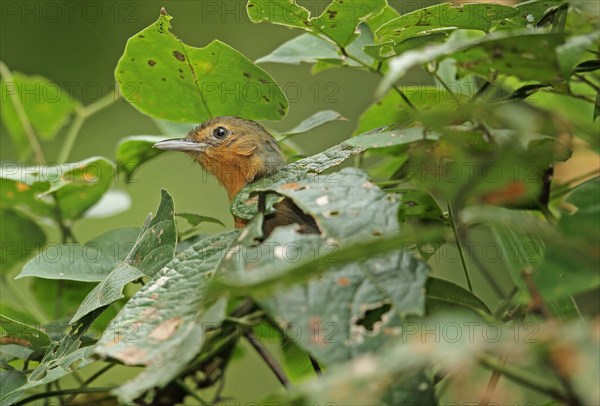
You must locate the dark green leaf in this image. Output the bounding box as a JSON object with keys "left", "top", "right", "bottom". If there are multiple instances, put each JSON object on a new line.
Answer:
{"left": 425, "top": 277, "right": 491, "bottom": 317}
{"left": 70, "top": 190, "right": 176, "bottom": 323}
{"left": 0, "top": 72, "right": 76, "bottom": 159}
{"left": 376, "top": 3, "right": 517, "bottom": 44}
{"left": 397, "top": 189, "right": 444, "bottom": 222}
{"left": 0, "top": 208, "right": 45, "bottom": 271}
{"left": 0, "top": 314, "right": 51, "bottom": 350}
{"left": 116, "top": 11, "right": 287, "bottom": 122}
{"left": 18, "top": 228, "right": 140, "bottom": 282}
{"left": 116, "top": 136, "right": 168, "bottom": 182}
{"left": 248, "top": 0, "right": 386, "bottom": 48}
{"left": 0, "top": 369, "right": 26, "bottom": 406}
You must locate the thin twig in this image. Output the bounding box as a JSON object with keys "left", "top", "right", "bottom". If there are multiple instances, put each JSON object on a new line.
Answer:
{"left": 309, "top": 355, "right": 322, "bottom": 375}
{"left": 243, "top": 330, "right": 289, "bottom": 388}
{"left": 447, "top": 201, "right": 473, "bottom": 292}
{"left": 0, "top": 61, "right": 46, "bottom": 164}
{"left": 521, "top": 267, "right": 552, "bottom": 319}
{"left": 479, "top": 354, "right": 569, "bottom": 401}
{"left": 480, "top": 355, "right": 508, "bottom": 406}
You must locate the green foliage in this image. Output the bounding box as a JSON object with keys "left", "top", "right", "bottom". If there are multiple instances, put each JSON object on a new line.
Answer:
{"left": 2, "top": 1, "right": 599, "bottom": 405}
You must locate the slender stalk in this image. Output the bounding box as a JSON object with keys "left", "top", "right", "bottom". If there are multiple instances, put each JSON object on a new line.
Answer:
{"left": 574, "top": 73, "right": 600, "bottom": 91}
{"left": 0, "top": 61, "right": 46, "bottom": 164}
{"left": 243, "top": 330, "right": 289, "bottom": 388}
{"left": 309, "top": 355, "right": 322, "bottom": 375}
{"left": 551, "top": 169, "right": 600, "bottom": 199}
{"left": 480, "top": 355, "right": 508, "bottom": 405}
{"left": 57, "top": 90, "right": 117, "bottom": 163}
{"left": 340, "top": 48, "right": 418, "bottom": 112}
{"left": 14, "top": 387, "right": 116, "bottom": 405}
{"left": 479, "top": 354, "right": 569, "bottom": 402}
{"left": 447, "top": 201, "right": 473, "bottom": 292}
{"left": 65, "top": 363, "right": 115, "bottom": 403}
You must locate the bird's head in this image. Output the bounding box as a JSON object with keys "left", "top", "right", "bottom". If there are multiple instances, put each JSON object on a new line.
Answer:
{"left": 154, "top": 116, "right": 286, "bottom": 201}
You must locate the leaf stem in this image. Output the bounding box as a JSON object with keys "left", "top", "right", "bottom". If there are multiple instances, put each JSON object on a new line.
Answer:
{"left": 479, "top": 354, "right": 569, "bottom": 402}
{"left": 0, "top": 61, "right": 46, "bottom": 164}
{"left": 447, "top": 201, "right": 473, "bottom": 292}
{"left": 243, "top": 329, "right": 289, "bottom": 388}
{"left": 175, "top": 378, "right": 208, "bottom": 405}
{"left": 57, "top": 90, "right": 117, "bottom": 163}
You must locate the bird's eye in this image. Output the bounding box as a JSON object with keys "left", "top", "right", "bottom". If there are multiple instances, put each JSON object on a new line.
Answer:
{"left": 213, "top": 126, "right": 229, "bottom": 139}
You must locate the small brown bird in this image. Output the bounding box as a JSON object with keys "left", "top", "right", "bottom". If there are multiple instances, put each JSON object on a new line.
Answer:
{"left": 154, "top": 116, "right": 319, "bottom": 236}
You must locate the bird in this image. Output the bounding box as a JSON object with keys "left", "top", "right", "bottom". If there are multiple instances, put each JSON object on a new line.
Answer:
{"left": 153, "top": 116, "right": 319, "bottom": 237}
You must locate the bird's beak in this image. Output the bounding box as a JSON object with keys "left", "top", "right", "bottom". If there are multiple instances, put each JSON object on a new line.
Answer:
{"left": 153, "top": 138, "right": 207, "bottom": 152}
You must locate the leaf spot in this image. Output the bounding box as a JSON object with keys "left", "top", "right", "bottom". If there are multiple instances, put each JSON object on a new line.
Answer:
{"left": 173, "top": 50, "right": 186, "bottom": 62}
{"left": 148, "top": 60, "right": 156, "bottom": 67}
{"left": 316, "top": 195, "right": 329, "bottom": 206}
{"left": 149, "top": 317, "right": 184, "bottom": 341}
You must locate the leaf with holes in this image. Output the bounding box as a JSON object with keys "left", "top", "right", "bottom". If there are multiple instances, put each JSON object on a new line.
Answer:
{"left": 231, "top": 142, "right": 364, "bottom": 220}
{"left": 116, "top": 10, "right": 287, "bottom": 123}
{"left": 95, "top": 231, "right": 237, "bottom": 403}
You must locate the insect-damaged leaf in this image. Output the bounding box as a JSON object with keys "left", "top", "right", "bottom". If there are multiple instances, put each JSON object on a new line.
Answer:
{"left": 94, "top": 232, "right": 237, "bottom": 402}
{"left": 115, "top": 10, "right": 287, "bottom": 123}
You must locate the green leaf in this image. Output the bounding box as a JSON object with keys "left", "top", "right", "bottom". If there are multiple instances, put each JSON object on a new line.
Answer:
{"left": 310, "top": 0, "right": 386, "bottom": 48}
{"left": 176, "top": 212, "right": 225, "bottom": 239}
{"left": 347, "top": 127, "right": 441, "bottom": 149}
{"left": 538, "top": 178, "right": 600, "bottom": 300}
{"left": 95, "top": 232, "right": 238, "bottom": 403}
{"left": 425, "top": 277, "right": 491, "bottom": 317}
{"left": 231, "top": 142, "right": 364, "bottom": 220}
{"left": 18, "top": 228, "right": 139, "bottom": 282}
{"left": 153, "top": 118, "right": 197, "bottom": 136}
{"left": 397, "top": 189, "right": 445, "bottom": 222}
{"left": 0, "top": 72, "right": 76, "bottom": 159}
{"left": 247, "top": 0, "right": 311, "bottom": 30}
{"left": 116, "top": 135, "right": 168, "bottom": 182}
{"left": 116, "top": 10, "right": 287, "bottom": 122}
{"left": 0, "top": 369, "right": 26, "bottom": 406}
{"left": 30, "top": 280, "right": 92, "bottom": 320}
{"left": 0, "top": 208, "right": 45, "bottom": 271}
{"left": 376, "top": 3, "right": 517, "bottom": 44}
{"left": 556, "top": 32, "right": 600, "bottom": 78}
{"left": 378, "top": 32, "right": 566, "bottom": 97}
{"left": 257, "top": 25, "right": 375, "bottom": 69}
{"left": 282, "top": 110, "right": 346, "bottom": 136}
{"left": 256, "top": 33, "right": 339, "bottom": 65}
{"left": 366, "top": 5, "right": 400, "bottom": 33}
{"left": 0, "top": 314, "right": 51, "bottom": 350}
{"left": 70, "top": 190, "right": 177, "bottom": 323}
{"left": 248, "top": 0, "right": 385, "bottom": 48}
{"left": 1, "top": 157, "right": 115, "bottom": 221}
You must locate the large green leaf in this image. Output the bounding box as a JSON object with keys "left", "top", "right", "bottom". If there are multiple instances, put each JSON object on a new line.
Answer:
{"left": 0, "top": 72, "right": 76, "bottom": 159}
{"left": 0, "top": 369, "right": 26, "bottom": 406}
{"left": 247, "top": 0, "right": 386, "bottom": 48}
{"left": 116, "top": 10, "right": 287, "bottom": 123}
{"left": 70, "top": 190, "right": 177, "bottom": 323}
{"left": 376, "top": 3, "right": 517, "bottom": 44}
{"left": 95, "top": 231, "right": 238, "bottom": 403}
{"left": 1, "top": 157, "right": 115, "bottom": 221}
{"left": 223, "top": 169, "right": 430, "bottom": 365}
{"left": 115, "top": 135, "right": 168, "bottom": 182}
{"left": 18, "top": 228, "right": 139, "bottom": 282}
{"left": 378, "top": 32, "right": 566, "bottom": 97}
{"left": 0, "top": 208, "right": 45, "bottom": 271}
